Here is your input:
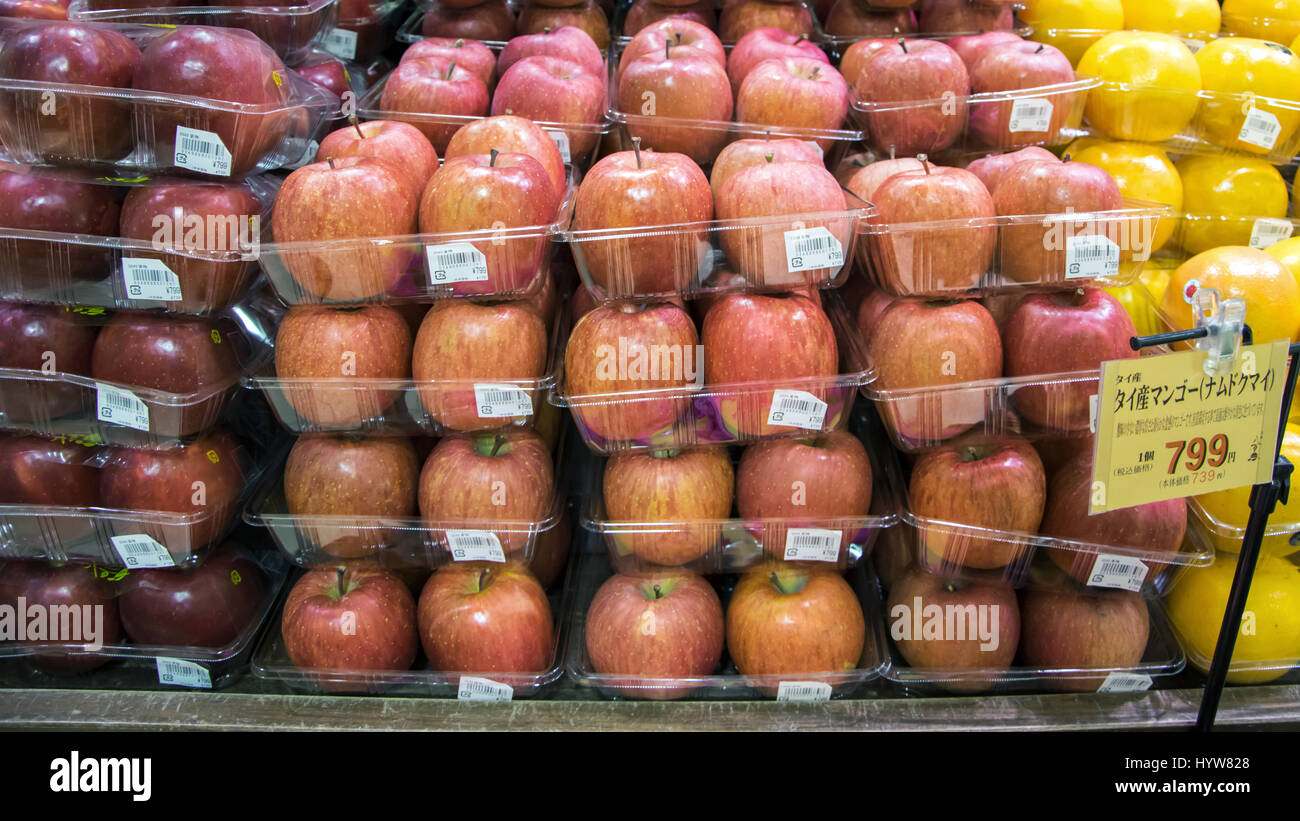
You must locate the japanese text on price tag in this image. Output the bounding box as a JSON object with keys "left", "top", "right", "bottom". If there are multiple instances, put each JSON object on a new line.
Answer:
{"left": 1089, "top": 342, "right": 1289, "bottom": 513}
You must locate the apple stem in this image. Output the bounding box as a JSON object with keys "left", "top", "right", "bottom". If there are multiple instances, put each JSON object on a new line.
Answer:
{"left": 336, "top": 566, "right": 345, "bottom": 599}
{"left": 352, "top": 118, "right": 365, "bottom": 140}
{"left": 491, "top": 434, "right": 505, "bottom": 457}
{"left": 543, "top": 27, "right": 551, "bottom": 34}
{"left": 918, "top": 153, "right": 930, "bottom": 174}
{"left": 889, "top": 145, "right": 896, "bottom": 160}
{"left": 1036, "top": 44, "right": 1044, "bottom": 54}
{"left": 446, "top": 60, "right": 457, "bottom": 81}
{"left": 811, "top": 66, "right": 820, "bottom": 81}
{"left": 795, "top": 35, "right": 806, "bottom": 45}
{"left": 666, "top": 40, "right": 670, "bottom": 61}
{"left": 652, "top": 584, "right": 662, "bottom": 600}
{"left": 632, "top": 136, "right": 643, "bottom": 169}
{"left": 326, "top": 157, "right": 335, "bottom": 170}
{"left": 770, "top": 571, "right": 786, "bottom": 595}
{"left": 490, "top": 148, "right": 499, "bottom": 168}
{"left": 478, "top": 567, "right": 490, "bottom": 592}
{"left": 898, "top": 39, "right": 907, "bottom": 54}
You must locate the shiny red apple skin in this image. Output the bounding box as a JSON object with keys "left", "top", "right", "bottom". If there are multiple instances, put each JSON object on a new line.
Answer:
{"left": 411, "top": 299, "right": 548, "bottom": 431}
{"left": 0, "top": 21, "right": 140, "bottom": 163}
{"left": 867, "top": 298, "right": 1003, "bottom": 444}
{"left": 284, "top": 434, "right": 419, "bottom": 559}
{"left": 844, "top": 157, "right": 927, "bottom": 203}
{"left": 619, "top": 46, "right": 734, "bottom": 163}
{"left": 0, "top": 169, "right": 121, "bottom": 286}
{"left": 735, "top": 57, "right": 851, "bottom": 151}
{"left": 0, "top": 0, "right": 69, "bottom": 18}
{"left": 604, "top": 447, "right": 734, "bottom": 566}
{"left": 1002, "top": 289, "right": 1137, "bottom": 431}
{"left": 0, "top": 301, "right": 100, "bottom": 420}
{"left": 490, "top": 55, "right": 606, "bottom": 161}
{"left": 0, "top": 560, "right": 122, "bottom": 674}
{"left": 969, "top": 40, "right": 1078, "bottom": 148}
{"left": 119, "top": 541, "right": 267, "bottom": 648}
{"left": 853, "top": 38, "right": 969, "bottom": 157}
{"left": 517, "top": 1, "right": 609, "bottom": 51}
{"left": 380, "top": 55, "right": 490, "bottom": 152}
{"left": 418, "top": 152, "right": 559, "bottom": 296}
{"left": 418, "top": 431, "right": 554, "bottom": 554}
{"left": 1040, "top": 451, "right": 1187, "bottom": 586}
{"left": 564, "top": 301, "right": 698, "bottom": 444}
{"left": 281, "top": 563, "right": 418, "bottom": 674}
{"left": 571, "top": 148, "right": 713, "bottom": 297}
{"left": 866, "top": 162, "right": 996, "bottom": 295}
{"left": 90, "top": 312, "right": 238, "bottom": 398}
{"left": 726, "top": 27, "right": 829, "bottom": 91}
{"left": 443, "top": 115, "right": 567, "bottom": 203}
{"left": 825, "top": 0, "right": 916, "bottom": 39}
{"left": 315, "top": 119, "right": 440, "bottom": 194}
{"left": 718, "top": 0, "right": 813, "bottom": 43}
{"left": 585, "top": 568, "right": 724, "bottom": 700}
{"left": 702, "top": 291, "right": 839, "bottom": 438}
{"left": 715, "top": 159, "right": 848, "bottom": 289}
{"left": 624, "top": 0, "right": 716, "bottom": 35}
{"left": 295, "top": 52, "right": 352, "bottom": 99}
{"left": 421, "top": 1, "right": 516, "bottom": 42}
{"left": 726, "top": 566, "right": 865, "bottom": 682}
{"left": 618, "top": 18, "right": 725, "bottom": 81}
{"left": 965, "top": 145, "right": 1059, "bottom": 195}
{"left": 272, "top": 155, "right": 420, "bottom": 301}
{"left": 404, "top": 37, "right": 497, "bottom": 91}
{"left": 709, "top": 137, "right": 824, "bottom": 200}
{"left": 530, "top": 508, "right": 571, "bottom": 591}
{"left": 918, "top": 0, "right": 1014, "bottom": 32}
{"left": 497, "top": 25, "right": 603, "bottom": 78}
{"left": 1018, "top": 585, "right": 1149, "bottom": 692}
{"left": 417, "top": 561, "right": 554, "bottom": 673}
{"left": 118, "top": 181, "right": 262, "bottom": 313}
{"left": 0, "top": 433, "right": 100, "bottom": 507}
{"left": 273, "top": 304, "right": 411, "bottom": 429}
{"left": 853, "top": 285, "right": 898, "bottom": 350}
{"left": 910, "top": 437, "right": 1046, "bottom": 570}
{"left": 131, "top": 26, "right": 293, "bottom": 177}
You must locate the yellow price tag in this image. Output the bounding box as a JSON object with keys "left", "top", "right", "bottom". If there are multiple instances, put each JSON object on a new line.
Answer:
{"left": 1090, "top": 341, "right": 1290, "bottom": 513}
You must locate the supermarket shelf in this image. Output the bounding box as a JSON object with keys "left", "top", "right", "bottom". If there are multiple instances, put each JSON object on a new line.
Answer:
{"left": 3, "top": 683, "right": 1299, "bottom": 731}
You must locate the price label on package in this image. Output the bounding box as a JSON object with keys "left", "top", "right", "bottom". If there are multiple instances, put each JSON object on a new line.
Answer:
{"left": 1007, "top": 97, "right": 1053, "bottom": 133}
{"left": 1086, "top": 553, "right": 1149, "bottom": 592}
{"left": 426, "top": 243, "right": 488, "bottom": 284}
{"left": 1249, "top": 217, "right": 1294, "bottom": 249}
{"left": 173, "top": 126, "right": 232, "bottom": 176}
{"left": 474, "top": 384, "right": 533, "bottom": 419}
{"left": 445, "top": 530, "right": 506, "bottom": 563}
{"left": 776, "top": 681, "right": 832, "bottom": 702}
{"left": 156, "top": 657, "right": 212, "bottom": 689}
{"left": 458, "top": 676, "right": 513, "bottom": 702}
{"left": 1097, "top": 671, "right": 1153, "bottom": 694}
{"left": 321, "top": 28, "right": 358, "bottom": 60}
{"left": 545, "top": 129, "right": 571, "bottom": 164}
{"left": 766, "top": 390, "right": 827, "bottom": 431}
{"left": 1065, "top": 234, "right": 1121, "bottom": 280}
{"left": 1090, "top": 342, "right": 1290, "bottom": 513}
{"left": 784, "top": 227, "right": 843, "bottom": 273}
{"left": 121, "top": 258, "right": 182, "bottom": 301}
{"left": 96, "top": 383, "right": 151, "bottom": 432}
{"left": 782, "top": 528, "right": 842, "bottom": 563}
{"left": 110, "top": 534, "right": 175, "bottom": 569}
{"left": 1238, "top": 107, "right": 1282, "bottom": 150}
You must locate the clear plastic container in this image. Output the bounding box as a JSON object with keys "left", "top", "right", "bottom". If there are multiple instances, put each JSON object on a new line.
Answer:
{"left": 0, "top": 433, "right": 279, "bottom": 568}
{"left": 0, "top": 298, "right": 276, "bottom": 447}
{"left": 551, "top": 288, "right": 876, "bottom": 453}
{"left": 257, "top": 174, "right": 576, "bottom": 306}
{"left": 566, "top": 154, "right": 871, "bottom": 302}
{"left": 0, "top": 538, "right": 290, "bottom": 688}
{"left": 860, "top": 197, "right": 1170, "bottom": 298}
{"left": 611, "top": 0, "right": 821, "bottom": 47}
{"left": 249, "top": 558, "right": 572, "bottom": 697}
{"left": 394, "top": 4, "right": 510, "bottom": 47}
{"left": 564, "top": 546, "right": 889, "bottom": 700}
{"left": 247, "top": 303, "right": 564, "bottom": 436}
{"left": 0, "top": 22, "right": 337, "bottom": 177}
{"left": 323, "top": 0, "right": 408, "bottom": 63}
{"left": 0, "top": 170, "right": 279, "bottom": 315}
{"left": 244, "top": 429, "right": 570, "bottom": 569}
{"left": 1187, "top": 495, "right": 1300, "bottom": 558}
{"left": 1171, "top": 211, "right": 1300, "bottom": 258}
{"left": 850, "top": 75, "right": 1098, "bottom": 157}
{"left": 580, "top": 410, "right": 904, "bottom": 574}
{"left": 64, "top": 0, "right": 341, "bottom": 65}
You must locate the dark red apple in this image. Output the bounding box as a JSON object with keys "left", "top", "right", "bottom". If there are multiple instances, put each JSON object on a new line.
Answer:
{"left": 421, "top": 1, "right": 517, "bottom": 42}
{"left": 90, "top": 312, "right": 238, "bottom": 397}
{"left": 0, "top": 433, "right": 100, "bottom": 507}
{"left": 825, "top": 0, "right": 917, "bottom": 39}
{"left": 0, "top": 560, "right": 122, "bottom": 674}
{"left": 294, "top": 51, "right": 353, "bottom": 99}
{"left": 917, "top": 0, "right": 1014, "bottom": 32}
{"left": 1018, "top": 585, "right": 1149, "bottom": 692}
{"left": 718, "top": 0, "right": 813, "bottom": 43}
{"left": 0, "top": 301, "right": 99, "bottom": 420}
{"left": 0, "top": 169, "right": 121, "bottom": 286}
{"left": 623, "top": 0, "right": 716, "bottom": 34}
{"left": 516, "top": 0, "right": 609, "bottom": 51}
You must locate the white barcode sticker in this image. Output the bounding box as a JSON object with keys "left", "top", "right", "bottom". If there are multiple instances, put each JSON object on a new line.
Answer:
{"left": 322, "top": 27, "right": 358, "bottom": 60}
{"left": 473, "top": 383, "right": 533, "bottom": 418}
{"left": 446, "top": 529, "right": 506, "bottom": 563}
{"left": 776, "top": 681, "right": 832, "bottom": 702}
{"left": 96, "top": 383, "right": 151, "bottom": 432}
{"left": 766, "top": 389, "right": 827, "bottom": 431}
{"left": 545, "top": 129, "right": 571, "bottom": 164}
{"left": 458, "top": 675, "right": 514, "bottom": 702}
{"left": 1065, "top": 234, "right": 1121, "bottom": 279}
{"left": 1238, "top": 107, "right": 1282, "bottom": 150}
{"left": 782, "top": 528, "right": 841, "bottom": 563}
{"left": 426, "top": 242, "right": 488, "bottom": 284}
{"left": 1008, "top": 97, "right": 1053, "bottom": 133}
{"left": 1086, "top": 553, "right": 1149, "bottom": 592}
{"left": 784, "top": 226, "right": 843, "bottom": 273}
{"left": 1097, "top": 671, "right": 1153, "bottom": 693}
{"left": 1249, "top": 217, "right": 1294, "bottom": 249}
{"left": 173, "top": 126, "right": 233, "bottom": 176}
{"left": 110, "top": 534, "right": 174, "bottom": 569}
{"left": 121, "top": 257, "right": 182, "bottom": 301}
{"left": 156, "top": 657, "right": 211, "bottom": 689}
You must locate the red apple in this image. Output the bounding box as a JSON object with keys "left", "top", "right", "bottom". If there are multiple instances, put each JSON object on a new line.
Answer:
{"left": 618, "top": 17, "right": 725, "bottom": 80}
{"left": 90, "top": 312, "right": 239, "bottom": 397}
{"left": 918, "top": 0, "right": 1013, "bottom": 32}
{"left": 718, "top": 0, "right": 813, "bottom": 43}
{"left": 825, "top": 0, "right": 917, "bottom": 39}
{"left": 0, "top": 301, "right": 99, "bottom": 420}
{"left": 273, "top": 304, "right": 413, "bottom": 428}
{"left": 618, "top": 45, "right": 735, "bottom": 162}
{"left": 119, "top": 541, "right": 266, "bottom": 648}
{"left": 910, "top": 437, "right": 1046, "bottom": 570}
{"left": 947, "top": 30, "right": 1023, "bottom": 70}
{"left": 295, "top": 51, "right": 352, "bottom": 99}
{"left": 517, "top": 0, "right": 609, "bottom": 51}
{"left": 844, "top": 156, "right": 927, "bottom": 202}
{"left": 709, "top": 135, "right": 824, "bottom": 199}
{"left": 702, "top": 291, "right": 839, "bottom": 438}
{"left": 853, "top": 285, "right": 898, "bottom": 349}
{"left": 443, "top": 115, "right": 567, "bottom": 201}
{"left": 867, "top": 298, "right": 1003, "bottom": 443}
{"left": 379, "top": 55, "right": 490, "bottom": 151}
{"left": 490, "top": 55, "right": 606, "bottom": 161}
{"left": 411, "top": 299, "right": 548, "bottom": 431}
{"left": 0, "top": 169, "right": 121, "bottom": 286}
{"left": 0, "top": 434, "right": 99, "bottom": 507}
{"left": 331, "top": 0, "right": 391, "bottom": 62}
{"left": 584, "top": 568, "right": 724, "bottom": 699}
{"left": 623, "top": 0, "right": 716, "bottom": 34}
{"left": 1002, "top": 289, "right": 1137, "bottom": 431}
{"left": 284, "top": 434, "right": 419, "bottom": 559}
{"left": 497, "top": 25, "right": 603, "bottom": 77}
{"left": 403, "top": 36, "right": 497, "bottom": 91}
{"left": 969, "top": 40, "right": 1078, "bottom": 148}
{"left": 530, "top": 508, "right": 572, "bottom": 590}
{"left": 726, "top": 27, "right": 829, "bottom": 91}
{"left": 417, "top": 562, "right": 554, "bottom": 673}
{"left": 316, "top": 119, "right": 440, "bottom": 194}
{"left": 421, "top": 1, "right": 517, "bottom": 42}
{"left": 272, "top": 155, "right": 420, "bottom": 301}
{"left": 1018, "top": 585, "right": 1149, "bottom": 692}
{"left": 0, "top": 560, "right": 122, "bottom": 674}
{"left": 964, "top": 145, "right": 1059, "bottom": 195}
{"left": 281, "top": 563, "right": 418, "bottom": 674}
{"left": 852, "top": 38, "right": 970, "bottom": 157}
{"left": 735, "top": 57, "right": 851, "bottom": 151}
{"left": 0, "top": 0, "right": 68, "bottom": 19}
{"left": 570, "top": 145, "right": 713, "bottom": 297}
